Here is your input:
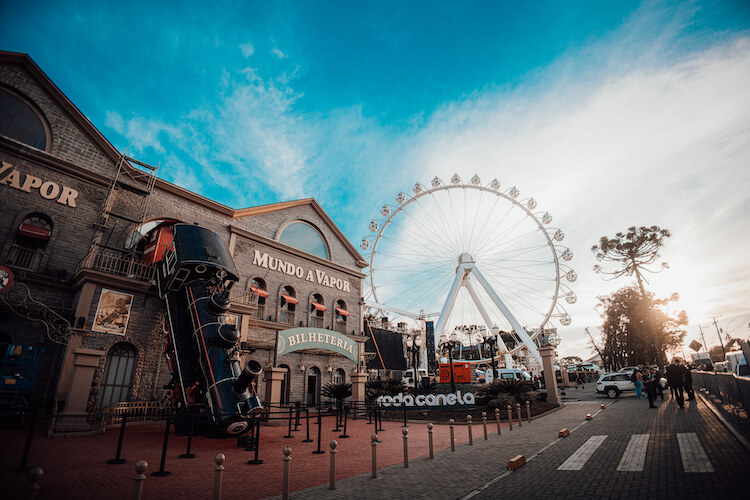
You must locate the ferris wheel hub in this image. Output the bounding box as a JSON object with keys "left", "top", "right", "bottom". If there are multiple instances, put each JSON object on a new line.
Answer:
{"left": 458, "top": 253, "right": 475, "bottom": 265}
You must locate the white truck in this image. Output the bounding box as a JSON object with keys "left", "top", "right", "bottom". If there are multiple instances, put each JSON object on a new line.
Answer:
{"left": 725, "top": 351, "right": 749, "bottom": 376}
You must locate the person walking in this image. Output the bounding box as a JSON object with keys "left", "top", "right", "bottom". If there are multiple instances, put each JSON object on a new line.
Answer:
{"left": 665, "top": 358, "right": 686, "bottom": 408}
{"left": 633, "top": 367, "right": 644, "bottom": 399}
{"left": 653, "top": 366, "right": 665, "bottom": 400}
{"left": 684, "top": 363, "right": 695, "bottom": 401}
{"left": 643, "top": 367, "right": 658, "bottom": 408}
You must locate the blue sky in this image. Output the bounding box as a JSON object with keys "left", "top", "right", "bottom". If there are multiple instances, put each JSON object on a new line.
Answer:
{"left": 2, "top": 0, "right": 750, "bottom": 357}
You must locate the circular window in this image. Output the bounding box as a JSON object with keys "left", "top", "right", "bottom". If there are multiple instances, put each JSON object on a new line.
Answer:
{"left": 0, "top": 88, "right": 49, "bottom": 150}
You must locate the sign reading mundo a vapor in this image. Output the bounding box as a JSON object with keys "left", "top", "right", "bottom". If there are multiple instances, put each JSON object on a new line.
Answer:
{"left": 276, "top": 327, "right": 359, "bottom": 363}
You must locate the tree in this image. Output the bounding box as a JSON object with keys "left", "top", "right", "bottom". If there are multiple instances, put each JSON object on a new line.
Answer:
{"left": 595, "top": 285, "right": 687, "bottom": 368}
{"left": 591, "top": 226, "right": 671, "bottom": 296}
{"left": 560, "top": 356, "right": 582, "bottom": 367}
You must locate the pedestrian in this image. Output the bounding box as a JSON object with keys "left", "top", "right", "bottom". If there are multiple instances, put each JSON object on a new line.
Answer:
{"left": 632, "top": 367, "right": 644, "bottom": 399}
{"left": 577, "top": 370, "right": 585, "bottom": 389}
{"left": 684, "top": 363, "right": 695, "bottom": 401}
{"left": 643, "top": 368, "right": 658, "bottom": 408}
{"left": 653, "top": 366, "right": 665, "bottom": 400}
{"left": 665, "top": 358, "right": 686, "bottom": 408}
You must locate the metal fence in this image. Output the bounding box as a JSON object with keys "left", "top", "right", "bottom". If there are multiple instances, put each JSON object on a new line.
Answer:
{"left": 693, "top": 371, "right": 750, "bottom": 414}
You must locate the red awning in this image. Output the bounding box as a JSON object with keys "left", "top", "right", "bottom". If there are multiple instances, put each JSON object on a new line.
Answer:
{"left": 280, "top": 294, "right": 298, "bottom": 305}
{"left": 18, "top": 224, "right": 50, "bottom": 240}
{"left": 311, "top": 302, "right": 327, "bottom": 312}
{"left": 250, "top": 286, "right": 269, "bottom": 298}
{"left": 335, "top": 307, "right": 350, "bottom": 317}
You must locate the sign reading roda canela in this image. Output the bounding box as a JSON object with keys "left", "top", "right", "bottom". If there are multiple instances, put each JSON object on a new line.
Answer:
{"left": 253, "top": 250, "right": 351, "bottom": 292}
{"left": 277, "top": 327, "right": 359, "bottom": 363}
{"left": 377, "top": 391, "right": 476, "bottom": 409}
{"left": 0, "top": 161, "right": 79, "bottom": 208}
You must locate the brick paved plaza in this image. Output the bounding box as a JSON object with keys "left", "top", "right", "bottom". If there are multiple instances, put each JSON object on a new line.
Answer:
{"left": 3, "top": 386, "right": 748, "bottom": 499}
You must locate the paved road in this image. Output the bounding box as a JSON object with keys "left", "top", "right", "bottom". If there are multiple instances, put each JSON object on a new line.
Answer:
{"left": 281, "top": 394, "right": 748, "bottom": 499}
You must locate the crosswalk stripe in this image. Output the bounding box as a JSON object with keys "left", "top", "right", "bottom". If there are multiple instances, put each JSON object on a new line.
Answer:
{"left": 557, "top": 435, "right": 607, "bottom": 470}
{"left": 676, "top": 433, "right": 714, "bottom": 473}
{"left": 616, "top": 434, "right": 649, "bottom": 471}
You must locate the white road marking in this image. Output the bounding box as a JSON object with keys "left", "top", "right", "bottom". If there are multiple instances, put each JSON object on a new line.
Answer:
{"left": 617, "top": 434, "right": 649, "bottom": 471}
{"left": 677, "top": 433, "right": 714, "bottom": 473}
{"left": 557, "top": 435, "right": 607, "bottom": 470}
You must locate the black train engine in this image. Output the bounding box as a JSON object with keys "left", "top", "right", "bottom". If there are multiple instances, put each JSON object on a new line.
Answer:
{"left": 157, "top": 223, "right": 261, "bottom": 436}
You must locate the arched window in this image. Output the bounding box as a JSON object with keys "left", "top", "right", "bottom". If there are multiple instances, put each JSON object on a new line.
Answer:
{"left": 278, "top": 364, "right": 291, "bottom": 404}
{"left": 279, "top": 286, "right": 297, "bottom": 325}
{"left": 278, "top": 221, "right": 329, "bottom": 259}
{"left": 306, "top": 366, "right": 321, "bottom": 406}
{"left": 0, "top": 87, "right": 49, "bottom": 150}
{"left": 7, "top": 213, "right": 52, "bottom": 271}
{"left": 249, "top": 278, "right": 268, "bottom": 319}
{"left": 333, "top": 368, "right": 345, "bottom": 385}
{"left": 334, "top": 300, "right": 349, "bottom": 334}
{"left": 309, "top": 293, "right": 325, "bottom": 328}
{"left": 96, "top": 342, "right": 137, "bottom": 408}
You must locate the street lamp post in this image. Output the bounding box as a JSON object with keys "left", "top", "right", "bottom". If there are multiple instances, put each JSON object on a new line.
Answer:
{"left": 406, "top": 333, "right": 422, "bottom": 395}
{"left": 444, "top": 332, "right": 461, "bottom": 393}
{"left": 482, "top": 328, "right": 499, "bottom": 383}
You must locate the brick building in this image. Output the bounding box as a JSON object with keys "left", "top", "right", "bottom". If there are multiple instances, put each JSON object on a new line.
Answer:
{"left": 0, "top": 51, "right": 368, "bottom": 419}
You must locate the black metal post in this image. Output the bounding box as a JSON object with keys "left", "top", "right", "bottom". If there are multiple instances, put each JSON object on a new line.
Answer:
{"left": 179, "top": 412, "right": 197, "bottom": 459}
{"left": 293, "top": 401, "right": 301, "bottom": 431}
{"left": 448, "top": 344, "right": 456, "bottom": 393}
{"left": 302, "top": 407, "right": 313, "bottom": 442}
{"left": 333, "top": 404, "right": 341, "bottom": 432}
{"left": 12, "top": 412, "right": 38, "bottom": 473}
{"left": 284, "top": 406, "right": 294, "bottom": 438}
{"left": 151, "top": 417, "right": 172, "bottom": 476}
{"left": 402, "top": 401, "right": 408, "bottom": 427}
{"left": 339, "top": 406, "right": 349, "bottom": 438}
{"left": 248, "top": 418, "right": 264, "bottom": 464}
{"left": 107, "top": 413, "right": 128, "bottom": 464}
{"left": 312, "top": 408, "right": 325, "bottom": 454}
{"left": 376, "top": 403, "right": 384, "bottom": 432}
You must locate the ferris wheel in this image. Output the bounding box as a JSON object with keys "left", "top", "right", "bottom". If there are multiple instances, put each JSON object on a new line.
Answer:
{"left": 360, "top": 174, "right": 575, "bottom": 366}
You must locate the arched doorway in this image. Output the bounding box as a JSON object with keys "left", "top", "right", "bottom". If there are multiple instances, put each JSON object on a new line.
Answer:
{"left": 96, "top": 342, "right": 137, "bottom": 408}
{"left": 306, "top": 366, "right": 321, "bottom": 406}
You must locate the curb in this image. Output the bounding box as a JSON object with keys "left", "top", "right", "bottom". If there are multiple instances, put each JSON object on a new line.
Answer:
{"left": 696, "top": 392, "right": 750, "bottom": 455}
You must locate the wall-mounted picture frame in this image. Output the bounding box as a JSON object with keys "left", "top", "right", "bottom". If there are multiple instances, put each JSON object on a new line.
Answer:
{"left": 92, "top": 288, "right": 134, "bottom": 335}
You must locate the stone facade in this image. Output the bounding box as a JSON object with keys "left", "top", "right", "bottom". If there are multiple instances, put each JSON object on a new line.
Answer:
{"left": 0, "top": 51, "right": 367, "bottom": 413}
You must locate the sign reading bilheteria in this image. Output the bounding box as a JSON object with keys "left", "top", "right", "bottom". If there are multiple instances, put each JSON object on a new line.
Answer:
{"left": 277, "top": 327, "right": 359, "bottom": 363}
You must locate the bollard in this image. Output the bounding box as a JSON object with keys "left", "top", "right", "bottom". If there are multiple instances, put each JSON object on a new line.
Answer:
{"left": 282, "top": 447, "right": 292, "bottom": 500}
{"left": 313, "top": 408, "right": 325, "bottom": 454}
{"left": 495, "top": 408, "right": 502, "bottom": 435}
{"left": 26, "top": 466, "right": 43, "bottom": 500}
{"left": 371, "top": 434, "right": 378, "bottom": 478}
{"left": 449, "top": 419, "right": 456, "bottom": 451}
{"left": 427, "top": 423, "right": 434, "bottom": 459}
{"left": 132, "top": 461, "right": 147, "bottom": 500}
{"left": 482, "top": 412, "right": 488, "bottom": 440}
{"left": 179, "top": 412, "right": 197, "bottom": 459}
{"left": 402, "top": 428, "right": 409, "bottom": 468}
{"left": 213, "top": 454, "right": 225, "bottom": 500}
{"left": 525, "top": 401, "right": 531, "bottom": 423}
{"left": 294, "top": 402, "right": 301, "bottom": 431}
{"left": 340, "top": 406, "right": 350, "bottom": 438}
{"left": 151, "top": 418, "right": 172, "bottom": 476}
{"left": 516, "top": 403, "right": 522, "bottom": 427}
{"left": 284, "top": 406, "right": 294, "bottom": 438}
{"left": 329, "top": 440, "right": 338, "bottom": 490}
{"left": 586, "top": 413, "right": 592, "bottom": 420}
{"left": 600, "top": 404, "right": 606, "bottom": 409}
{"left": 302, "top": 408, "right": 313, "bottom": 443}
{"left": 107, "top": 413, "right": 128, "bottom": 464}
{"left": 507, "top": 405, "right": 513, "bottom": 431}
{"left": 248, "top": 418, "right": 264, "bottom": 465}
{"left": 467, "top": 415, "right": 473, "bottom": 445}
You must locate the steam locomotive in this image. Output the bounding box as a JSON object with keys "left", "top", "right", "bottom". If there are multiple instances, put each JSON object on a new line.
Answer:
{"left": 155, "top": 223, "right": 262, "bottom": 436}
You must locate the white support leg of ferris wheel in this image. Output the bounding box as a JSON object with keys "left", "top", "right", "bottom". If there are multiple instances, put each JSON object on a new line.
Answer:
{"left": 470, "top": 264, "right": 543, "bottom": 367}
{"left": 464, "top": 278, "right": 511, "bottom": 354}
{"left": 433, "top": 253, "right": 543, "bottom": 368}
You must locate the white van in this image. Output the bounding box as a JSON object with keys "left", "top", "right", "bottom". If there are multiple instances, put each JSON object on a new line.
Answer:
{"left": 477, "top": 368, "right": 531, "bottom": 384}
{"left": 725, "top": 351, "right": 749, "bottom": 376}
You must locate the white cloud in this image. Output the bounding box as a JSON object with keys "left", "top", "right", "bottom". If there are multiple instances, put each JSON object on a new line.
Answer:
{"left": 240, "top": 42, "right": 254, "bottom": 57}
{"left": 270, "top": 47, "right": 287, "bottom": 59}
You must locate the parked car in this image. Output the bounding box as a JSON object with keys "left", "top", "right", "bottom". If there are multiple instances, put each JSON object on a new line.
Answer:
{"left": 596, "top": 372, "right": 667, "bottom": 398}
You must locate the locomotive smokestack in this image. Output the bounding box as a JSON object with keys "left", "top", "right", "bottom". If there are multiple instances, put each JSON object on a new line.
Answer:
{"left": 233, "top": 359, "right": 262, "bottom": 394}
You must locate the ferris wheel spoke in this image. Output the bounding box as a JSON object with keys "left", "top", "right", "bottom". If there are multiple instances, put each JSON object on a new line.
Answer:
{"left": 471, "top": 212, "right": 532, "bottom": 257}
{"left": 398, "top": 198, "right": 461, "bottom": 256}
